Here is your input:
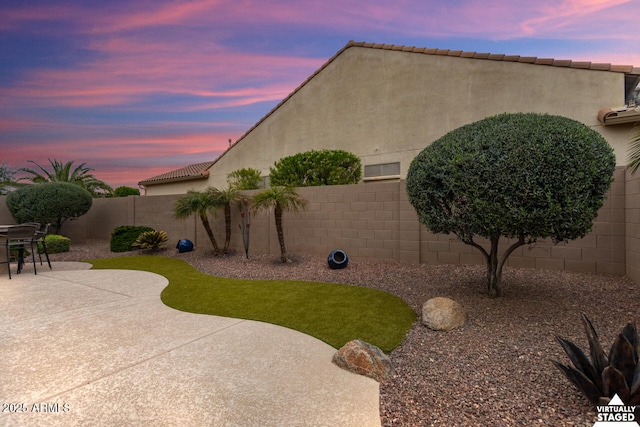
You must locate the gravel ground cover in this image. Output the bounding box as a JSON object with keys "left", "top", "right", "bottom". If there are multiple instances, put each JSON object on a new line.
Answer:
{"left": 51, "top": 240, "right": 640, "bottom": 426}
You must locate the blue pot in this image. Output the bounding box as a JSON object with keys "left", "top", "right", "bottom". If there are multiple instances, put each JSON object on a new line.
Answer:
{"left": 176, "top": 239, "right": 194, "bottom": 253}
{"left": 328, "top": 249, "right": 348, "bottom": 269}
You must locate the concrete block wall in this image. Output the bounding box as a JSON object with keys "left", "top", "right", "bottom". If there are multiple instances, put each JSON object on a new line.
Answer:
{"left": 626, "top": 168, "right": 640, "bottom": 283}
{"left": 0, "top": 168, "right": 636, "bottom": 281}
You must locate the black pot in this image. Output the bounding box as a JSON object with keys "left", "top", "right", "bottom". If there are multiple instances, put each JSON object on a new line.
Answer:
{"left": 328, "top": 249, "right": 348, "bottom": 269}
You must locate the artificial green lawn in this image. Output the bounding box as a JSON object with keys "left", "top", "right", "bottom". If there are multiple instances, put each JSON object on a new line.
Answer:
{"left": 88, "top": 256, "right": 416, "bottom": 352}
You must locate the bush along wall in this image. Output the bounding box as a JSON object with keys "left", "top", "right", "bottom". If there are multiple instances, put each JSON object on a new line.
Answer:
{"left": 110, "top": 225, "right": 155, "bottom": 252}
{"left": 40, "top": 235, "right": 71, "bottom": 254}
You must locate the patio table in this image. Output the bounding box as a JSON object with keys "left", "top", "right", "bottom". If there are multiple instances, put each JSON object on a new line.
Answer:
{"left": 0, "top": 224, "right": 38, "bottom": 276}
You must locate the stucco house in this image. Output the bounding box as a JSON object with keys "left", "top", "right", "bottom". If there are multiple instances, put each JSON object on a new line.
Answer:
{"left": 138, "top": 40, "right": 640, "bottom": 195}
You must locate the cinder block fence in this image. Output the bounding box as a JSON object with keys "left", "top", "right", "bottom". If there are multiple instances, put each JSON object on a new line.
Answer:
{"left": 1, "top": 166, "right": 638, "bottom": 283}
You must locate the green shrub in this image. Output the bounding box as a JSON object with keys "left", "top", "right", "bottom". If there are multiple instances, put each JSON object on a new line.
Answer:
{"left": 269, "top": 149, "right": 362, "bottom": 187}
{"left": 39, "top": 235, "right": 70, "bottom": 254}
{"left": 406, "top": 113, "right": 616, "bottom": 297}
{"left": 110, "top": 225, "right": 154, "bottom": 252}
{"left": 227, "top": 168, "right": 263, "bottom": 190}
{"left": 132, "top": 230, "right": 168, "bottom": 251}
{"left": 113, "top": 186, "right": 140, "bottom": 197}
{"left": 6, "top": 182, "right": 92, "bottom": 235}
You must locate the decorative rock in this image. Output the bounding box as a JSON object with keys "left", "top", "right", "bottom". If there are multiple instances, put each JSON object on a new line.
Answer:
{"left": 332, "top": 339, "right": 394, "bottom": 382}
{"left": 422, "top": 297, "right": 466, "bottom": 331}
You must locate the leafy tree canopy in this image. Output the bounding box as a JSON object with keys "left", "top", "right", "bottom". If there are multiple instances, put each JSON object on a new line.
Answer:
{"left": 406, "top": 113, "right": 616, "bottom": 296}
{"left": 113, "top": 186, "right": 140, "bottom": 197}
{"left": 227, "top": 167, "right": 263, "bottom": 190}
{"left": 6, "top": 182, "right": 93, "bottom": 234}
{"left": 269, "top": 149, "right": 362, "bottom": 187}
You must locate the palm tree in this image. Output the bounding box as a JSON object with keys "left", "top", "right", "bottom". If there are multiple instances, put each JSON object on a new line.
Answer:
{"left": 252, "top": 186, "right": 307, "bottom": 262}
{"left": 207, "top": 187, "right": 241, "bottom": 255}
{"left": 628, "top": 124, "right": 640, "bottom": 174}
{"left": 174, "top": 190, "right": 222, "bottom": 256}
{"left": 19, "top": 159, "right": 113, "bottom": 197}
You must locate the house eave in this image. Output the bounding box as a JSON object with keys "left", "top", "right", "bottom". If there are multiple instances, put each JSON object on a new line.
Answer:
{"left": 598, "top": 106, "right": 640, "bottom": 126}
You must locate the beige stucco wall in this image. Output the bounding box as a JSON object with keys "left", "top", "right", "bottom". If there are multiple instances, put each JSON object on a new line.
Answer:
{"left": 144, "top": 45, "right": 633, "bottom": 195}
{"left": 142, "top": 178, "right": 210, "bottom": 196}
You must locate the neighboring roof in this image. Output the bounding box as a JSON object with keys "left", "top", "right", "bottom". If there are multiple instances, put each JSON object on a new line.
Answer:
{"left": 138, "top": 161, "right": 214, "bottom": 186}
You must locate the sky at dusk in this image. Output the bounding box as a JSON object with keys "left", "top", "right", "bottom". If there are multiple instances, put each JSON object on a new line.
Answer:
{"left": 1, "top": 0, "right": 639, "bottom": 189}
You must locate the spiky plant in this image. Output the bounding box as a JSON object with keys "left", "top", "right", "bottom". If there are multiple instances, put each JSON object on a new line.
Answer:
{"left": 132, "top": 230, "right": 168, "bottom": 251}
{"left": 552, "top": 313, "right": 640, "bottom": 406}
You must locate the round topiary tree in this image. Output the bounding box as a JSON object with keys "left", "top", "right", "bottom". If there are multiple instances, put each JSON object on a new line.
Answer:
{"left": 406, "top": 113, "right": 616, "bottom": 297}
{"left": 269, "top": 149, "right": 362, "bottom": 187}
{"left": 6, "top": 181, "right": 93, "bottom": 234}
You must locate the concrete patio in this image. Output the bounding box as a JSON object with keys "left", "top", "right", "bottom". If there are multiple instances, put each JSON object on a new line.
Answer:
{"left": 0, "top": 262, "right": 380, "bottom": 426}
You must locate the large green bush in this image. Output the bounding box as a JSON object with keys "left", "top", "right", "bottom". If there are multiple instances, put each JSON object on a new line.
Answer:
{"left": 406, "top": 113, "right": 616, "bottom": 297}
{"left": 269, "top": 149, "right": 362, "bottom": 187}
{"left": 6, "top": 181, "right": 92, "bottom": 234}
{"left": 110, "top": 225, "right": 155, "bottom": 252}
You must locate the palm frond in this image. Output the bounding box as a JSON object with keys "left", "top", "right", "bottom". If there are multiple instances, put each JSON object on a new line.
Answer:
{"left": 627, "top": 124, "right": 640, "bottom": 175}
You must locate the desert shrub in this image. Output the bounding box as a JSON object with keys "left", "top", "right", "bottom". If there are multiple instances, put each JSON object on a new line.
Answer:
{"left": 269, "top": 149, "right": 362, "bottom": 187}
{"left": 6, "top": 182, "right": 92, "bottom": 234}
{"left": 132, "top": 230, "right": 168, "bottom": 251}
{"left": 553, "top": 313, "right": 640, "bottom": 410}
{"left": 113, "top": 186, "right": 140, "bottom": 197}
{"left": 39, "top": 234, "right": 70, "bottom": 254}
{"left": 110, "top": 225, "right": 154, "bottom": 252}
{"left": 227, "top": 167, "right": 263, "bottom": 190}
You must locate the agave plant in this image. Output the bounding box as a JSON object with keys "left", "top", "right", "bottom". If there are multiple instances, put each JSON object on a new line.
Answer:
{"left": 552, "top": 313, "right": 640, "bottom": 406}
{"left": 132, "top": 230, "right": 168, "bottom": 251}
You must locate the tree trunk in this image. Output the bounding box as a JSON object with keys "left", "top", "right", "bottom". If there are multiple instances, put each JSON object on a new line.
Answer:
{"left": 223, "top": 203, "right": 231, "bottom": 254}
{"left": 274, "top": 204, "right": 287, "bottom": 262}
{"left": 486, "top": 236, "right": 500, "bottom": 297}
{"left": 466, "top": 235, "right": 526, "bottom": 297}
{"left": 200, "top": 213, "right": 219, "bottom": 256}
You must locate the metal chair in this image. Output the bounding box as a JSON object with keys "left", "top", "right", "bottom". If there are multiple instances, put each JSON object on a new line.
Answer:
{"left": 25, "top": 223, "right": 52, "bottom": 269}
{"left": 1, "top": 225, "right": 38, "bottom": 279}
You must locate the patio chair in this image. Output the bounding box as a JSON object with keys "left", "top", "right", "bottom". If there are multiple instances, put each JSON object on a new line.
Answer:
{"left": 1, "top": 225, "right": 38, "bottom": 279}
{"left": 24, "top": 222, "right": 52, "bottom": 269}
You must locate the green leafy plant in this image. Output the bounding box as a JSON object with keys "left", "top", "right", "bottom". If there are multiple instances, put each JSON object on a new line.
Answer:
{"left": 552, "top": 313, "right": 640, "bottom": 407}
{"left": 227, "top": 167, "right": 263, "bottom": 190}
{"left": 132, "top": 230, "right": 168, "bottom": 251}
{"left": 110, "top": 225, "right": 154, "bottom": 252}
{"left": 207, "top": 187, "right": 242, "bottom": 255}
{"left": 269, "top": 149, "right": 362, "bottom": 187}
{"left": 174, "top": 191, "right": 223, "bottom": 256}
{"left": 112, "top": 186, "right": 140, "bottom": 197}
{"left": 6, "top": 182, "right": 93, "bottom": 235}
{"left": 19, "top": 159, "right": 113, "bottom": 197}
{"left": 252, "top": 186, "right": 307, "bottom": 262}
{"left": 627, "top": 123, "right": 640, "bottom": 175}
{"left": 39, "top": 234, "right": 71, "bottom": 254}
{"left": 406, "top": 113, "right": 616, "bottom": 297}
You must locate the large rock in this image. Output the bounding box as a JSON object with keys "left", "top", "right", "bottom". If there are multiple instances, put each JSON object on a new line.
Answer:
{"left": 332, "top": 339, "right": 394, "bottom": 382}
{"left": 422, "top": 297, "right": 466, "bottom": 331}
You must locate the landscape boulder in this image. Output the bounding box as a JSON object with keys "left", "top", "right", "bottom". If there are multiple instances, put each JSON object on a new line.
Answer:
{"left": 422, "top": 297, "right": 466, "bottom": 331}
{"left": 332, "top": 339, "right": 394, "bottom": 382}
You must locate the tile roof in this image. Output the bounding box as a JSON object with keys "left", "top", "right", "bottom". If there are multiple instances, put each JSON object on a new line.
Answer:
{"left": 138, "top": 161, "right": 214, "bottom": 186}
